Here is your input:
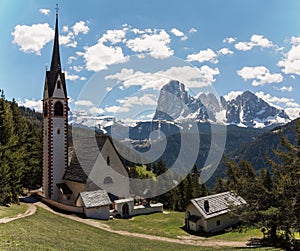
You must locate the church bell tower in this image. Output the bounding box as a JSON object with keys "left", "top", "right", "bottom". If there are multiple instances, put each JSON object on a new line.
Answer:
{"left": 42, "top": 7, "right": 68, "bottom": 200}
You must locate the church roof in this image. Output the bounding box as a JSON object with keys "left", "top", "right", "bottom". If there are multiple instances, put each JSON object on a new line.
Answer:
{"left": 79, "top": 190, "right": 112, "bottom": 208}
{"left": 45, "top": 12, "right": 67, "bottom": 98}
{"left": 64, "top": 135, "right": 109, "bottom": 183}
{"left": 190, "top": 191, "right": 246, "bottom": 220}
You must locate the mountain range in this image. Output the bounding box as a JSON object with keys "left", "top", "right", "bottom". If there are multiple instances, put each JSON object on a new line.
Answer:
{"left": 153, "top": 80, "right": 290, "bottom": 128}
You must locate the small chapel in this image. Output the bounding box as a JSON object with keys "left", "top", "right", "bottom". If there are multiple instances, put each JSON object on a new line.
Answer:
{"left": 40, "top": 8, "right": 163, "bottom": 219}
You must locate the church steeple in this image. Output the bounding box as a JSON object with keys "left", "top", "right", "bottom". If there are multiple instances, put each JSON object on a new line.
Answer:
{"left": 45, "top": 5, "right": 67, "bottom": 99}
{"left": 50, "top": 9, "right": 61, "bottom": 73}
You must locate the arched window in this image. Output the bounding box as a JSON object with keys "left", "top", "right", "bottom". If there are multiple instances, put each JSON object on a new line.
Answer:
{"left": 106, "top": 156, "right": 110, "bottom": 166}
{"left": 44, "top": 102, "right": 48, "bottom": 117}
{"left": 54, "top": 101, "right": 63, "bottom": 116}
{"left": 57, "top": 80, "right": 61, "bottom": 89}
{"left": 103, "top": 176, "right": 113, "bottom": 184}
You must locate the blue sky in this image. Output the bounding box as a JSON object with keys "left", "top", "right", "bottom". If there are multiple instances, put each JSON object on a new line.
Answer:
{"left": 1, "top": 0, "right": 300, "bottom": 121}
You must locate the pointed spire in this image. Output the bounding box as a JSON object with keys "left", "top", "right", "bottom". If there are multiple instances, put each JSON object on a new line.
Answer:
{"left": 50, "top": 5, "right": 61, "bottom": 73}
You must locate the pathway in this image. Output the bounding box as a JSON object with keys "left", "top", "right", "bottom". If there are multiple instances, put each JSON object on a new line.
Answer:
{"left": 0, "top": 203, "right": 36, "bottom": 224}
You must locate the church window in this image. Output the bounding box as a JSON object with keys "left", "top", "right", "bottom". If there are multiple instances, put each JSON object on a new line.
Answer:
{"left": 104, "top": 176, "right": 113, "bottom": 184}
{"left": 44, "top": 102, "right": 48, "bottom": 117}
{"left": 57, "top": 80, "right": 61, "bottom": 89}
{"left": 106, "top": 156, "right": 110, "bottom": 166}
{"left": 57, "top": 129, "right": 60, "bottom": 134}
{"left": 216, "top": 220, "right": 221, "bottom": 226}
{"left": 54, "top": 101, "right": 63, "bottom": 116}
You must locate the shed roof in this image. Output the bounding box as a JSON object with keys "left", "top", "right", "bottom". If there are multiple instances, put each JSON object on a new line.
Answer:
{"left": 79, "top": 190, "right": 112, "bottom": 208}
{"left": 190, "top": 191, "right": 246, "bottom": 220}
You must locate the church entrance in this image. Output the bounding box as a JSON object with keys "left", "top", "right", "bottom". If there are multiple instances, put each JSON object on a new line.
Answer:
{"left": 122, "top": 203, "right": 129, "bottom": 218}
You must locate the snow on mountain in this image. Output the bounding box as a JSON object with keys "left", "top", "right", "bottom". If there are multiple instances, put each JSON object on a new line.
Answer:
{"left": 153, "top": 81, "right": 290, "bottom": 128}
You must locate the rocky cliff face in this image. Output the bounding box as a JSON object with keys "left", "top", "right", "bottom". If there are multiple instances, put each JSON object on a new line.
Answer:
{"left": 153, "top": 80, "right": 290, "bottom": 128}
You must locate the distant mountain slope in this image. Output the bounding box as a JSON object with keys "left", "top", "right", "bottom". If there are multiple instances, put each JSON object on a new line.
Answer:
{"left": 153, "top": 80, "right": 290, "bottom": 128}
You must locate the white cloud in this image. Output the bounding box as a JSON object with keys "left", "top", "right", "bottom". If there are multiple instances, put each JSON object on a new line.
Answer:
{"left": 277, "top": 37, "right": 300, "bottom": 75}
{"left": 17, "top": 98, "right": 42, "bottom": 112}
{"left": 39, "top": 9, "right": 50, "bottom": 16}
{"left": 126, "top": 30, "right": 173, "bottom": 59}
{"left": 255, "top": 91, "right": 300, "bottom": 119}
{"left": 80, "top": 77, "right": 87, "bottom": 81}
{"left": 117, "top": 94, "right": 157, "bottom": 107}
{"left": 89, "top": 107, "right": 105, "bottom": 114}
{"left": 99, "top": 29, "right": 127, "bottom": 44}
{"left": 105, "top": 65, "right": 219, "bottom": 90}
{"left": 278, "top": 86, "right": 293, "bottom": 92}
{"left": 65, "top": 71, "right": 80, "bottom": 81}
{"left": 186, "top": 48, "right": 218, "bottom": 63}
{"left": 72, "top": 21, "right": 89, "bottom": 36}
{"left": 170, "top": 28, "right": 187, "bottom": 41}
{"left": 105, "top": 105, "right": 130, "bottom": 113}
{"left": 75, "top": 100, "right": 94, "bottom": 107}
{"left": 12, "top": 23, "right": 54, "bottom": 55}
{"left": 189, "top": 28, "right": 197, "bottom": 33}
{"left": 237, "top": 66, "right": 283, "bottom": 86}
{"left": 67, "top": 56, "right": 77, "bottom": 64}
{"left": 72, "top": 65, "right": 84, "bottom": 72}
{"left": 60, "top": 32, "right": 77, "bottom": 47}
{"left": 235, "top": 34, "right": 273, "bottom": 51}
{"left": 218, "top": 48, "right": 234, "bottom": 55}
{"left": 223, "top": 37, "right": 236, "bottom": 44}
{"left": 223, "top": 91, "right": 243, "bottom": 101}
{"left": 83, "top": 42, "right": 128, "bottom": 71}
{"left": 62, "top": 26, "right": 69, "bottom": 33}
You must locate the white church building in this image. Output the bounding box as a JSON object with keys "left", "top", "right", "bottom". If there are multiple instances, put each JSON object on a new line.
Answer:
{"left": 40, "top": 9, "right": 162, "bottom": 219}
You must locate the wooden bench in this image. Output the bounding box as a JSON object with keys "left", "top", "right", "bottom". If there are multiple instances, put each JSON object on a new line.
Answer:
{"left": 246, "top": 238, "right": 262, "bottom": 248}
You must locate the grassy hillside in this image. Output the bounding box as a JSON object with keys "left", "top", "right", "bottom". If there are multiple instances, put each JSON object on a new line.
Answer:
{"left": 0, "top": 205, "right": 284, "bottom": 251}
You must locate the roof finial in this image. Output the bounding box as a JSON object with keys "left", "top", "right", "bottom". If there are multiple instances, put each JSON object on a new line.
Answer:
{"left": 55, "top": 4, "right": 59, "bottom": 15}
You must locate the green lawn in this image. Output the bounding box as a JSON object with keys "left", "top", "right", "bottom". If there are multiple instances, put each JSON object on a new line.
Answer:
{"left": 0, "top": 206, "right": 284, "bottom": 251}
{"left": 0, "top": 203, "right": 28, "bottom": 219}
{"left": 106, "top": 210, "right": 264, "bottom": 241}
{"left": 0, "top": 207, "right": 232, "bottom": 251}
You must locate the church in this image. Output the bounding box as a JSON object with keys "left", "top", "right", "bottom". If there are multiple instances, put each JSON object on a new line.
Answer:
{"left": 40, "top": 9, "right": 162, "bottom": 219}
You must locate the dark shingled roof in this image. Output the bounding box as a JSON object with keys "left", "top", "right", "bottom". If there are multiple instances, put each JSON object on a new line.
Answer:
{"left": 79, "top": 190, "right": 111, "bottom": 208}
{"left": 191, "top": 191, "right": 246, "bottom": 220}
{"left": 57, "top": 183, "right": 72, "bottom": 195}
{"left": 64, "top": 136, "right": 109, "bottom": 183}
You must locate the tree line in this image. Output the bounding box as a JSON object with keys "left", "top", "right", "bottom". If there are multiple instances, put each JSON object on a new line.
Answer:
{"left": 0, "top": 90, "right": 42, "bottom": 205}
{"left": 214, "top": 119, "right": 300, "bottom": 247}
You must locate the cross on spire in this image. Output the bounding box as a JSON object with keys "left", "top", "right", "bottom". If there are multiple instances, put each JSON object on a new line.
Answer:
{"left": 55, "top": 4, "right": 59, "bottom": 15}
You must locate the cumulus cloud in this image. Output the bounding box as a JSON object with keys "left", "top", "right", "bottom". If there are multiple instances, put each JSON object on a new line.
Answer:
{"left": 72, "top": 65, "right": 84, "bottom": 72}
{"left": 218, "top": 48, "right": 234, "bottom": 55}
{"left": 39, "top": 9, "right": 50, "bottom": 15}
{"left": 12, "top": 23, "right": 54, "bottom": 55}
{"left": 186, "top": 48, "right": 218, "bottom": 63}
{"left": 277, "top": 36, "right": 300, "bottom": 75}
{"left": 223, "top": 37, "right": 236, "bottom": 43}
{"left": 67, "top": 56, "right": 77, "bottom": 64}
{"left": 117, "top": 94, "right": 157, "bottom": 108}
{"left": 105, "top": 65, "right": 219, "bottom": 90}
{"left": 126, "top": 30, "right": 173, "bottom": 59}
{"left": 105, "top": 105, "right": 130, "bottom": 113}
{"left": 237, "top": 66, "right": 283, "bottom": 86}
{"left": 72, "top": 21, "right": 89, "bottom": 36}
{"left": 170, "top": 28, "right": 187, "bottom": 41}
{"left": 189, "top": 28, "right": 197, "bottom": 33}
{"left": 99, "top": 29, "right": 127, "bottom": 44}
{"left": 75, "top": 100, "right": 94, "bottom": 106}
{"left": 82, "top": 42, "right": 128, "bottom": 71}
{"left": 235, "top": 34, "right": 273, "bottom": 51}
{"left": 17, "top": 98, "right": 42, "bottom": 112}
{"left": 60, "top": 32, "right": 77, "bottom": 47}
{"left": 65, "top": 71, "right": 80, "bottom": 81}
{"left": 89, "top": 107, "right": 105, "bottom": 114}
{"left": 223, "top": 91, "right": 243, "bottom": 101}
{"left": 278, "top": 86, "right": 293, "bottom": 92}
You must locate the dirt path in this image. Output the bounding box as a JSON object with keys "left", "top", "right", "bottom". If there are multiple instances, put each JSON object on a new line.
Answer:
{"left": 36, "top": 202, "right": 247, "bottom": 248}
{"left": 0, "top": 203, "right": 36, "bottom": 224}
